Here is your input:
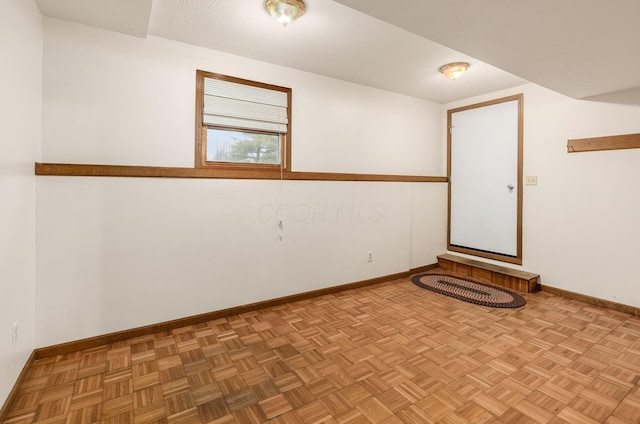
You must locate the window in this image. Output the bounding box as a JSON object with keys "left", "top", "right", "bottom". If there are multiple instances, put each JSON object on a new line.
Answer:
{"left": 195, "top": 70, "right": 291, "bottom": 171}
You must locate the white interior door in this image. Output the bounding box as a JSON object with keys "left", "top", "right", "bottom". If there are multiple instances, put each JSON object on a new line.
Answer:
{"left": 449, "top": 98, "right": 521, "bottom": 260}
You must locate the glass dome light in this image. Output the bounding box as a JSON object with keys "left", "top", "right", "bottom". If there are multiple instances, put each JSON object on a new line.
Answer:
{"left": 439, "top": 62, "right": 470, "bottom": 80}
{"left": 265, "top": 0, "right": 306, "bottom": 27}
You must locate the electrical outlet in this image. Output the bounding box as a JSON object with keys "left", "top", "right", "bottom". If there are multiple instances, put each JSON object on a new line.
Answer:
{"left": 368, "top": 251, "right": 373, "bottom": 263}
{"left": 12, "top": 321, "right": 18, "bottom": 346}
{"left": 526, "top": 176, "right": 538, "bottom": 186}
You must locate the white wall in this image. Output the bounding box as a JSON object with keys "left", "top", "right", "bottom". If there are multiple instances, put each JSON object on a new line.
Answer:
{"left": 36, "top": 18, "right": 447, "bottom": 347}
{"left": 0, "top": 0, "right": 41, "bottom": 407}
{"left": 41, "top": 18, "right": 443, "bottom": 176}
{"left": 446, "top": 83, "right": 640, "bottom": 308}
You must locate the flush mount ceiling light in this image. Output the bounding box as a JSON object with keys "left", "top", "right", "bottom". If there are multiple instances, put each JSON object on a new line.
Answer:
{"left": 439, "top": 62, "right": 470, "bottom": 80}
{"left": 265, "top": 0, "right": 306, "bottom": 27}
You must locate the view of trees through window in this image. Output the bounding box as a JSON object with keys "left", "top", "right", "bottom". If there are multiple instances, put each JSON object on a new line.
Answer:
{"left": 206, "top": 129, "right": 281, "bottom": 165}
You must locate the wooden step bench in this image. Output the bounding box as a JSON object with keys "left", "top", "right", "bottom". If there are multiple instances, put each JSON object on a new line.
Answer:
{"left": 437, "top": 254, "right": 540, "bottom": 293}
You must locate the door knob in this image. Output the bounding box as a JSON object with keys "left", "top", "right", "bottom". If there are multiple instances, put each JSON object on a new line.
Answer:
{"left": 507, "top": 185, "right": 514, "bottom": 193}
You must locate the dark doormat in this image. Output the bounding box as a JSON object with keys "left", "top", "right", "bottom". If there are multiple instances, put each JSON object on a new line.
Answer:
{"left": 411, "top": 273, "right": 526, "bottom": 308}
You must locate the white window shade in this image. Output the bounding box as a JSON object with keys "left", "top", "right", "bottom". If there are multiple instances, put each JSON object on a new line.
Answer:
{"left": 203, "top": 77, "right": 288, "bottom": 133}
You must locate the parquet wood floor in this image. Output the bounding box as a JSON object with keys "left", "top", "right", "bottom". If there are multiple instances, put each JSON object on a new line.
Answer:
{"left": 4, "top": 275, "right": 640, "bottom": 423}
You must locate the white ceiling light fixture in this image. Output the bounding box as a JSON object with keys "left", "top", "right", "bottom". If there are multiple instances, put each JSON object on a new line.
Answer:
{"left": 439, "top": 62, "right": 470, "bottom": 80}
{"left": 265, "top": 0, "right": 306, "bottom": 27}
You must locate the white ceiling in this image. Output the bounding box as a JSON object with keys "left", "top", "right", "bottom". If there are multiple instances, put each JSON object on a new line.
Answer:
{"left": 336, "top": 0, "right": 640, "bottom": 100}
{"left": 36, "top": 0, "right": 153, "bottom": 38}
{"left": 35, "top": 0, "right": 640, "bottom": 104}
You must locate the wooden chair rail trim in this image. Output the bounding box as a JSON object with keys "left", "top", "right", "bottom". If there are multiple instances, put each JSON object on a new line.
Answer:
{"left": 33, "top": 264, "right": 438, "bottom": 360}
{"left": 34, "top": 163, "right": 448, "bottom": 183}
{"left": 567, "top": 132, "right": 640, "bottom": 153}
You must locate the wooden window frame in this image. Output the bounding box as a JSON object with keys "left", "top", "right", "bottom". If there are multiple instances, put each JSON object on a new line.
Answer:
{"left": 195, "top": 70, "right": 292, "bottom": 173}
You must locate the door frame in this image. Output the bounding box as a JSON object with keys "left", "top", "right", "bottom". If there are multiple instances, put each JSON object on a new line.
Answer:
{"left": 447, "top": 94, "right": 524, "bottom": 265}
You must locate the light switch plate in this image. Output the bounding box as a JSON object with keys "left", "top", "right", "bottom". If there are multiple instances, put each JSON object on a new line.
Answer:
{"left": 526, "top": 176, "right": 538, "bottom": 186}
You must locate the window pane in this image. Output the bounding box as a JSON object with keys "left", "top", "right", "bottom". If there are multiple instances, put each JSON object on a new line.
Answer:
{"left": 206, "top": 129, "right": 281, "bottom": 165}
